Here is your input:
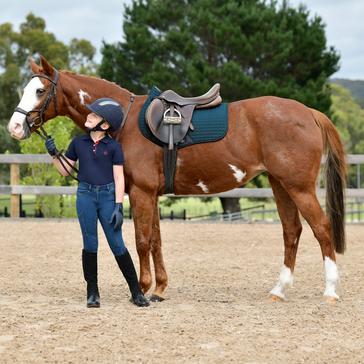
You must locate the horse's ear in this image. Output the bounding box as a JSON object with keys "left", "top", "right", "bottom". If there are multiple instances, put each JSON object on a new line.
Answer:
{"left": 39, "top": 55, "right": 55, "bottom": 77}
{"left": 29, "top": 57, "right": 42, "bottom": 74}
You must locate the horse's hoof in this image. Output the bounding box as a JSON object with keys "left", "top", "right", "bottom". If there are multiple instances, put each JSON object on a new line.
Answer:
{"left": 150, "top": 294, "right": 165, "bottom": 302}
{"left": 270, "top": 294, "right": 285, "bottom": 302}
{"left": 325, "top": 296, "right": 338, "bottom": 305}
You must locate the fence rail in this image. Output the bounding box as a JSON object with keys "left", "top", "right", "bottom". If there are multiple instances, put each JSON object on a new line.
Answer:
{"left": 1, "top": 154, "right": 364, "bottom": 218}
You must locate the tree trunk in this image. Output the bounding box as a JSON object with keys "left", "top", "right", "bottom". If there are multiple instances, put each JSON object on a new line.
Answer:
{"left": 219, "top": 197, "right": 241, "bottom": 214}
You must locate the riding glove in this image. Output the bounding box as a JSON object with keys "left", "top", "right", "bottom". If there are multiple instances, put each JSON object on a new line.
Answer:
{"left": 109, "top": 203, "right": 123, "bottom": 230}
{"left": 45, "top": 136, "right": 58, "bottom": 156}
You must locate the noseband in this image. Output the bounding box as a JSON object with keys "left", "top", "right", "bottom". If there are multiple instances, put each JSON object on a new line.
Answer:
{"left": 14, "top": 71, "right": 59, "bottom": 139}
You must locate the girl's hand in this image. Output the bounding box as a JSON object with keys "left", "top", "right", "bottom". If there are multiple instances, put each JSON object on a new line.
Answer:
{"left": 109, "top": 203, "right": 123, "bottom": 230}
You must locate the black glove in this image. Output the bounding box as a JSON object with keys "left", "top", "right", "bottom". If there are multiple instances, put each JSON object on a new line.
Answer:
{"left": 45, "top": 136, "right": 58, "bottom": 156}
{"left": 109, "top": 203, "right": 123, "bottom": 230}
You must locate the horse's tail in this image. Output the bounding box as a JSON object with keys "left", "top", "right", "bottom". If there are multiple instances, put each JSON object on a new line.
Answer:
{"left": 310, "top": 108, "right": 347, "bottom": 254}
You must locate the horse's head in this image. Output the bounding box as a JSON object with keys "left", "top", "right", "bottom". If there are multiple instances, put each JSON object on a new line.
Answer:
{"left": 8, "top": 55, "right": 60, "bottom": 140}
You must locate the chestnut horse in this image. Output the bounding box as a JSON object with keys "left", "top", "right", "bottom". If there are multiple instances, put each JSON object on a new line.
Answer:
{"left": 8, "top": 56, "right": 346, "bottom": 302}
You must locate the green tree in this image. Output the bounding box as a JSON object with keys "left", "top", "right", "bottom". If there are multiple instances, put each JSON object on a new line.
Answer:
{"left": 330, "top": 83, "right": 364, "bottom": 187}
{"left": 69, "top": 38, "right": 97, "bottom": 74}
{"left": 330, "top": 84, "right": 364, "bottom": 153}
{"left": 19, "top": 117, "right": 77, "bottom": 217}
{"left": 100, "top": 0, "right": 340, "bottom": 213}
{"left": 100, "top": 0, "right": 339, "bottom": 111}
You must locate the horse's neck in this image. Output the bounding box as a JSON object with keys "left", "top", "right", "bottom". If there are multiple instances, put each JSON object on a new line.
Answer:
{"left": 59, "top": 72, "right": 131, "bottom": 128}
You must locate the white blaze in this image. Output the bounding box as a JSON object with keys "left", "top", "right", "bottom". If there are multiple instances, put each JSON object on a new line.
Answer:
{"left": 228, "top": 164, "right": 246, "bottom": 183}
{"left": 8, "top": 77, "right": 44, "bottom": 137}
{"left": 196, "top": 180, "right": 209, "bottom": 193}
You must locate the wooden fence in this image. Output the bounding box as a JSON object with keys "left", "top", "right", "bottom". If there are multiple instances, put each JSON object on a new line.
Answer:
{"left": 1, "top": 154, "right": 364, "bottom": 218}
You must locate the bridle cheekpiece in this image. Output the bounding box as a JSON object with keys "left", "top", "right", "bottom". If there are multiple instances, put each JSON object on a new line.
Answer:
{"left": 14, "top": 70, "right": 59, "bottom": 139}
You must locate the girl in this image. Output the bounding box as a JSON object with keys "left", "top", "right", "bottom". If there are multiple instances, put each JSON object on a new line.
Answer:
{"left": 45, "top": 97, "right": 149, "bottom": 308}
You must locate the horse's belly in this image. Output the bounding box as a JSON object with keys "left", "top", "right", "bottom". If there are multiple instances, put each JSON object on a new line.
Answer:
{"left": 173, "top": 144, "right": 263, "bottom": 195}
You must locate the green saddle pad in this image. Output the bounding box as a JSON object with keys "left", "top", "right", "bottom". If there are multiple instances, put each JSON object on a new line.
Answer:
{"left": 138, "top": 86, "right": 228, "bottom": 149}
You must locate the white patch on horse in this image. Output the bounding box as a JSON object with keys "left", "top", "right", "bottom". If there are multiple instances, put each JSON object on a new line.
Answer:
{"left": 323, "top": 257, "right": 339, "bottom": 299}
{"left": 8, "top": 77, "right": 44, "bottom": 137}
{"left": 228, "top": 164, "right": 246, "bottom": 183}
{"left": 78, "top": 89, "right": 90, "bottom": 105}
{"left": 265, "top": 100, "right": 283, "bottom": 119}
{"left": 196, "top": 180, "right": 209, "bottom": 193}
{"left": 177, "top": 157, "right": 183, "bottom": 167}
{"left": 270, "top": 265, "right": 293, "bottom": 300}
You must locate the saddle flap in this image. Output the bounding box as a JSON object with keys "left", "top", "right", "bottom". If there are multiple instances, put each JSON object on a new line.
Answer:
{"left": 146, "top": 99, "right": 193, "bottom": 144}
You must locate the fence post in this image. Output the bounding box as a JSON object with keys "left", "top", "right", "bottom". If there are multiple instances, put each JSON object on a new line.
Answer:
{"left": 10, "top": 163, "right": 20, "bottom": 218}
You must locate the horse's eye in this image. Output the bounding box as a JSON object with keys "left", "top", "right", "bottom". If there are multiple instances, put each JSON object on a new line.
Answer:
{"left": 36, "top": 88, "right": 46, "bottom": 96}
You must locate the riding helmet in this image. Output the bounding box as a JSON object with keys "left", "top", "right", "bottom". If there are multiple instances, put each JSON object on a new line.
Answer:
{"left": 86, "top": 98, "right": 124, "bottom": 131}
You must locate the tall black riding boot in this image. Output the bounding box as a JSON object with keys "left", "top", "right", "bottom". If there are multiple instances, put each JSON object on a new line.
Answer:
{"left": 115, "top": 250, "right": 150, "bottom": 307}
{"left": 82, "top": 249, "right": 100, "bottom": 308}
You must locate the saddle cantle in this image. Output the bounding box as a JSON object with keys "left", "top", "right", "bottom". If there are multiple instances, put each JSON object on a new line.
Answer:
{"left": 146, "top": 83, "right": 222, "bottom": 149}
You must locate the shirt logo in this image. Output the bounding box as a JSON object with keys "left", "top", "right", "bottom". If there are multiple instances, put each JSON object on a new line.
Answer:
{"left": 103, "top": 150, "right": 108, "bottom": 156}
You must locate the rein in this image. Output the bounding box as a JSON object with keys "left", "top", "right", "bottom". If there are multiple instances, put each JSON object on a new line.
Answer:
{"left": 14, "top": 70, "right": 80, "bottom": 181}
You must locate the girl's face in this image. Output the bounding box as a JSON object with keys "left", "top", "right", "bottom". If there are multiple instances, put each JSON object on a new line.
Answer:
{"left": 85, "top": 112, "right": 108, "bottom": 130}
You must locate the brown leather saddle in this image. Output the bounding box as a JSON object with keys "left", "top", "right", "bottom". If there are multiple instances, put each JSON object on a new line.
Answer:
{"left": 145, "top": 83, "right": 222, "bottom": 150}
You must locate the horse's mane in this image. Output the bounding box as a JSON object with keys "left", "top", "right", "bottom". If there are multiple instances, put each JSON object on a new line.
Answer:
{"left": 61, "top": 70, "right": 131, "bottom": 95}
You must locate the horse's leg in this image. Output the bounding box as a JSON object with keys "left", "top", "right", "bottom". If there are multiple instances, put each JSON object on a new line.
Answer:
{"left": 129, "top": 186, "right": 156, "bottom": 294}
{"left": 149, "top": 199, "right": 168, "bottom": 302}
{"left": 268, "top": 175, "right": 302, "bottom": 301}
{"left": 284, "top": 184, "right": 339, "bottom": 301}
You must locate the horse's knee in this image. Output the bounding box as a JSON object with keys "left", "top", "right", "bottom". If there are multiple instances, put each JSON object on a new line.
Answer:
{"left": 312, "top": 218, "right": 331, "bottom": 242}
{"left": 283, "top": 221, "right": 302, "bottom": 245}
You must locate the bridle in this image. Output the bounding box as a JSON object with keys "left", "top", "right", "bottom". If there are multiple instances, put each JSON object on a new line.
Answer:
{"left": 14, "top": 70, "right": 80, "bottom": 181}
{"left": 14, "top": 71, "right": 59, "bottom": 140}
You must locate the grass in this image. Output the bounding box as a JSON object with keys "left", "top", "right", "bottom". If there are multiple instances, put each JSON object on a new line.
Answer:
{"left": 2, "top": 195, "right": 363, "bottom": 222}
{"left": 0, "top": 195, "right": 276, "bottom": 219}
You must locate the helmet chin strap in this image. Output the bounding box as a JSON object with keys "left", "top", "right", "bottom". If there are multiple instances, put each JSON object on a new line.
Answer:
{"left": 86, "top": 119, "right": 108, "bottom": 133}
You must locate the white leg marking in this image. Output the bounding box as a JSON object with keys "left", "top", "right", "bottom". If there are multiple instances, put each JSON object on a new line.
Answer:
{"left": 8, "top": 77, "right": 44, "bottom": 138}
{"left": 270, "top": 265, "right": 293, "bottom": 300}
{"left": 323, "top": 257, "right": 339, "bottom": 299}
{"left": 78, "top": 89, "right": 91, "bottom": 105}
{"left": 196, "top": 180, "right": 209, "bottom": 193}
{"left": 228, "top": 164, "right": 246, "bottom": 183}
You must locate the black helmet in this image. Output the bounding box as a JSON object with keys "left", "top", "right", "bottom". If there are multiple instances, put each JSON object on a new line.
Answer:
{"left": 86, "top": 98, "right": 124, "bottom": 131}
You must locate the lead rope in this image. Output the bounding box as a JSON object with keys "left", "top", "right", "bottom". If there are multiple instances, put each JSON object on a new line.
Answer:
{"left": 35, "top": 127, "right": 80, "bottom": 182}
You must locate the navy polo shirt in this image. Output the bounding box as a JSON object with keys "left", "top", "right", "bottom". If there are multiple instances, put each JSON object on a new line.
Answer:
{"left": 65, "top": 134, "right": 124, "bottom": 185}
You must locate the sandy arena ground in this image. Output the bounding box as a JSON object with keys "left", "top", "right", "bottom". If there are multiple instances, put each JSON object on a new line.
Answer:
{"left": 0, "top": 219, "right": 363, "bottom": 363}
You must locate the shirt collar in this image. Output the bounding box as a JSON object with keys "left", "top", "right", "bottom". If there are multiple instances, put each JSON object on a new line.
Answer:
{"left": 81, "top": 134, "right": 111, "bottom": 144}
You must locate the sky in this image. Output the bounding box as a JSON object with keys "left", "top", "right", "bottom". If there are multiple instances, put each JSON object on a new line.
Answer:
{"left": 0, "top": 0, "right": 363, "bottom": 80}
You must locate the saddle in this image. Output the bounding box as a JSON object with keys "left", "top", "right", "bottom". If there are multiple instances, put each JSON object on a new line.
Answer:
{"left": 146, "top": 83, "right": 222, "bottom": 150}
